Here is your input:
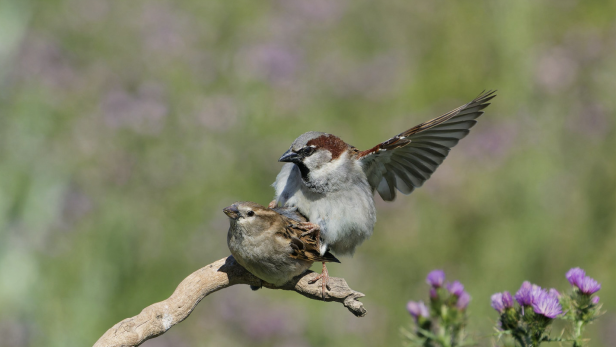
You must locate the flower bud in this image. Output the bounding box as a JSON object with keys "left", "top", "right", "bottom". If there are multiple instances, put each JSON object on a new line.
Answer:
{"left": 446, "top": 281, "right": 465, "bottom": 296}
{"left": 457, "top": 291, "right": 471, "bottom": 310}
{"left": 407, "top": 300, "right": 430, "bottom": 321}
{"left": 426, "top": 270, "right": 445, "bottom": 288}
{"left": 491, "top": 293, "right": 505, "bottom": 313}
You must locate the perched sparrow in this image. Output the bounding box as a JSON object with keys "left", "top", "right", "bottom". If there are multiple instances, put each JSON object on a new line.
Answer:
{"left": 272, "top": 91, "right": 496, "bottom": 260}
{"left": 223, "top": 201, "right": 339, "bottom": 290}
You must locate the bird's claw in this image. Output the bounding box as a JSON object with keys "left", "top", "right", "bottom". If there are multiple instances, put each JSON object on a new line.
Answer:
{"left": 268, "top": 200, "right": 278, "bottom": 209}
{"left": 308, "top": 263, "right": 330, "bottom": 299}
{"left": 295, "top": 222, "right": 320, "bottom": 237}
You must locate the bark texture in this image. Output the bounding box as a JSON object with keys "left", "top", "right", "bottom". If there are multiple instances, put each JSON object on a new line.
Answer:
{"left": 93, "top": 256, "right": 366, "bottom": 347}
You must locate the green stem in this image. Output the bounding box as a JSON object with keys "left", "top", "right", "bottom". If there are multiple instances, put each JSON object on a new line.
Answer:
{"left": 439, "top": 325, "right": 451, "bottom": 347}
{"left": 572, "top": 321, "right": 584, "bottom": 347}
{"left": 513, "top": 334, "right": 526, "bottom": 347}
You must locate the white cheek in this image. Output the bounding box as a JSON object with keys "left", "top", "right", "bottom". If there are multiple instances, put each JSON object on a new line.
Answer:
{"left": 304, "top": 151, "right": 332, "bottom": 170}
{"left": 311, "top": 152, "right": 348, "bottom": 177}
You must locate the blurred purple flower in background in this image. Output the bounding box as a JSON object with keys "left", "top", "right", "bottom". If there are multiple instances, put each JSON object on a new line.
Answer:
{"left": 101, "top": 83, "right": 168, "bottom": 135}
{"left": 281, "top": 0, "right": 346, "bottom": 24}
{"left": 530, "top": 285, "right": 546, "bottom": 305}
{"left": 406, "top": 270, "right": 472, "bottom": 345}
{"left": 139, "top": 3, "right": 193, "bottom": 55}
{"left": 215, "top": 288, "right": 306, "bottom": 342}
{"left": 566, "top": 268, "right": 586, "bottom": 287}
{"left": 456, "top": 292, "right": 471, "bottom": 310}
{"left": 531, "top": 291, "right": 562, "bottom": 319}
{"left": 16, "top": 36, "right": 77, "bottom": 91}
{"left": 502, "top": 291, "right": 514, "bottom": 308}
{"left": 577, "top": 277, "right": 601, "bottom": 295}
{"left": 491, "top": 293, "right": 505, "bottom": 313}
{"left": 566, "top": 267, "right": 601, "bottom": 295}
{"left": 462, "top": 122, "right": 518, "bottom": 165}
{"left": 429, "top": 287, "right": 438, "bottom": 299}
{"left": 407, "top": 301, "right": 430, "bottom": 321}
{"left": 534, "top": 47, "right": 579, "bottom": 94}
{"left": 426, "top": 270, "right": 445, "bottom": 288}
{"left": 491, "top": 292, "right": 514, "bottom": 313}
{"left": 194, "top": 95, "right": 240, "bottom": 132}
{"left": 446, "top": 281, "right": 465, "bottom": 296}
{"left": 241, "top": 43, "right": 301, "bottom": 87}
{"left": 515, "top": 281, "right": 533, "bottom": 306}
{"left": 490, "top": 269, "right": 604, "bottom": 345}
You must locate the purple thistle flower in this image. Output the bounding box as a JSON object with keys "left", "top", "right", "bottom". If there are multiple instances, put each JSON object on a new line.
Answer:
{"left": 567, "top": 268, "right": 601, "bottom": 295}
{"left": 407, "top": 301, "right": 430, "bottom": 320}
{"left": 426, "top": 270, "right": 445, "bottom": 288}
{"left": 530, "top": 285, "right": 545, "bottom": 305}
{"left": 502, "top": 291, "right": 514, "bottom": 308}
{"left": 577, "top": 276, "right": 601, "bottom": 295}
{"left": 446, "top": 281, "right": 465, "bottom": 296}
{"left": 429, "top": 287, "right": 438, "bottom": 299}
{"left": 531, "top": 291, "right": 562, "bottom": 318}
{"left": 494, "top": 291, "right": 515, "bottom": 313}
{"left": 491, "top": 293, "right": 505, "bottom": 313}
{"left": 457, "top": 291, "right": 471, "bottom": 310}
{"left": 548, "top": 288, "right": 560, "bottom": 298}
{"left": 566, "top": 268, "right": 586, "bottom": 287}
{"left": 515, "top": 281, "right": 533, "bottom": 306}
{"left": 592, "top": 296, "right": 600, "bottom": 304}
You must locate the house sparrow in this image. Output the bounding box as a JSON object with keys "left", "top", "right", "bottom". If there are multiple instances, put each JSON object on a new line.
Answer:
{"left": 271, "top": 91, "right": 496, "bottom": 288}
{"left": 223, "top": 201, "right": 339, "bottom": 293}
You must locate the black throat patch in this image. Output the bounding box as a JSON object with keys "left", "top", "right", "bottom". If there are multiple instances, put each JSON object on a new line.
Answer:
{"left": 294, "top": 161, "right": 311, "bottom": 182}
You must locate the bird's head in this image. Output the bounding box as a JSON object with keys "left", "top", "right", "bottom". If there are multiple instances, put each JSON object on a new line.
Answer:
{"left": 279, "top": 132, "right": 351, "bottom": 181}
{"left": 223, "top": 202, "right": 280, "bottom": 235}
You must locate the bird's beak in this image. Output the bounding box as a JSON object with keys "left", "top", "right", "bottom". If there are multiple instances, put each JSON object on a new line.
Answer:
{"left": 279, "top": 149, "right": 301, "bottom": 163}
{"left": 223, "top": 205, "right": 240, "bottom": 219}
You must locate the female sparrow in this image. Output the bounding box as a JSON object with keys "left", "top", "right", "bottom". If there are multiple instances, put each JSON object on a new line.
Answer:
{"left": 224, "top": 201, "right": 339, "bottom": 292}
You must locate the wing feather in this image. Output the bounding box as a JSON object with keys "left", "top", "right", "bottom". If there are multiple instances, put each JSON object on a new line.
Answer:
{"left": 358, "top": 90, "right": 496, "bottom": 200}
{"left": 394, "top": 158, "right": 430, "bottom": 183}
{"left": 378, "top": 171, "right": 397, "bottom": 201}
{"left": 407, "top": 135, "right": 461, "bottom": 148}
{"left": 279, "top": 212, "right": 340, "bottom": 263}
{"left": 406, "top": 152, "right": 440, "bottom": 170}
{"left": 431, "top": 120, "right": 477, "bottom": 131}
{"left": 396, "top": 156, "right": 432, "bottom": 176}
{"left": 387, "top": 164, "right": 415, "bottom": 194}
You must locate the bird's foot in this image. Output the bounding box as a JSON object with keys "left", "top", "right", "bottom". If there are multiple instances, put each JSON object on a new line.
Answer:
{"left": 295, "top": 222, "right": 320, "bottom": 237}
{"left": 268, "top": 200, "right": 278, "bottom": 209}
{"left": 308, "top": 262, "right": 330, "bottom": 299}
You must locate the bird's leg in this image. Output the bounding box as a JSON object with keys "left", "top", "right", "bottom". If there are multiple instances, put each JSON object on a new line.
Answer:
{"left": 295, "top": 222, "right": 320, "bottom": 237}
{"left": 308, "top": 262, "right": 330, "bottom": 299}
{"left": 295, "top": 222, "right": 329, "bottom": 297}
{"left": 268, "top": 200, "right": 278, "bottom": 209}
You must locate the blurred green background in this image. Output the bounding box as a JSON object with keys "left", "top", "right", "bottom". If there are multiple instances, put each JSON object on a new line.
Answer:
{"left": 1, "top": 0, "right": 615, "bottom": 346}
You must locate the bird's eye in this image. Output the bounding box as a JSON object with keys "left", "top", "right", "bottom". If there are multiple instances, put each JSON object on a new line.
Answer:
{"left": 300, "top": 146, "right": 315, "bottom": 156}
{"left": 247, "top": 211, "right": 255, "bottom": 217}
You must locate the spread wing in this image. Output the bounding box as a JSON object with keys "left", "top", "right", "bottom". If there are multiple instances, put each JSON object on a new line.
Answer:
{"left": 276, "top": 212, "right": 340, "bottom": 263}
{"left": 358, "top": 90, "right": 496, "bottom": 201}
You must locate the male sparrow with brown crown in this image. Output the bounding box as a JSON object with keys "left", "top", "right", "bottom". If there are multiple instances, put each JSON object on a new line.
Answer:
{"left": 270, "top": 91, "right": 496, "bottom": 290}
{"left": 224, "top": 201, "right": 339, "bottom": 293}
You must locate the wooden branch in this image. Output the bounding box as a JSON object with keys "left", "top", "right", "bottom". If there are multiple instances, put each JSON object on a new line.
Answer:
{"left": 93, "top": 255, "right": 366, "bottom": 347}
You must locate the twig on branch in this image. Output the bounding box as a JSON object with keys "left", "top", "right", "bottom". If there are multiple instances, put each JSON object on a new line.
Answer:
{"left": 93, "top": 255, "right": 366, "bottom": 347}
